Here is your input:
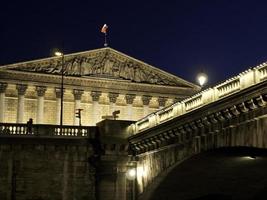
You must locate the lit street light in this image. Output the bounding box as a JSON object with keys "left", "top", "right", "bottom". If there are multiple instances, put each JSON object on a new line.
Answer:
{"left": 197, "top": 72, "right": 208, "bottom": 87}
{"left": 126, "top": 168, "right": 136, "bottom": 180}
{"left": 126, "top": 167, "right": 137, "bottom": 200}
{"left": 54, "top": 51, "right": 63, "bottom": 57}
{"left": 55, "top": 51, "right": 64, "bottom": 134}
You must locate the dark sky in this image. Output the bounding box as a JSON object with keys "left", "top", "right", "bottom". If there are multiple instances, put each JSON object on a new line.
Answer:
{"left": 1, "top": 0, "right": 267, "bottom": 86}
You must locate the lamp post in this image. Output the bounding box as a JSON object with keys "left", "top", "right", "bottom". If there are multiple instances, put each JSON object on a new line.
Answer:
{"left": 55, "top": 51, "right": 64, "bottom": 134}
{"left": 126, "top": 162, "right": 137, "bottom": 200}
{"left": 196, "top": 72, "right": 208, "bottom": 87}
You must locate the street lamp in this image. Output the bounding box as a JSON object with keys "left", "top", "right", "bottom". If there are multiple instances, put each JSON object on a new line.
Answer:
{"left": 55, "top": 51, "right": 64, "bottom": 134}
{"left": 196, "top": 72, "right": 208, "bottom": 87}
{"left": 126, "top": 168, "right": 136, "bottom": 180}
{"left": 55, "top": 51, "right": 63, "bottom": 57}
{"left": 126, "top": 167, "right": 137, "bottom": 200}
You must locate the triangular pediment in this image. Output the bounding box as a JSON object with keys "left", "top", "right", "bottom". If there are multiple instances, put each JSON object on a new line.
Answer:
{"left": 1, "top": 47, "right": 199, "bottom": 88}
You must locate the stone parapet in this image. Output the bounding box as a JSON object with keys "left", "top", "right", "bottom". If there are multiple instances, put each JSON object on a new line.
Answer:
{"left": 133, "top": 62, "right": 267, "bottom": 134}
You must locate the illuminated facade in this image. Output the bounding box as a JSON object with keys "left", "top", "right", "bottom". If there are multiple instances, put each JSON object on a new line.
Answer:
{"left": 0, "top": 47, "right": 200, "bottom": 125}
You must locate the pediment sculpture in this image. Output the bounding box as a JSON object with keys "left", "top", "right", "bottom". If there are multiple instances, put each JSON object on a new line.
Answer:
{"left": 5, "top": 48, "right": 194, "bottom": 87}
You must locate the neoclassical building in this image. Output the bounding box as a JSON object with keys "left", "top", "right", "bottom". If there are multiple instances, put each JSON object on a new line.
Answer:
{"left": 0, "top": 47, "right": 200, "bottom": 126}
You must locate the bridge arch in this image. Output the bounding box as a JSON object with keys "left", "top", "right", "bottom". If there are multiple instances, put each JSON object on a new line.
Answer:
{"left": 138, "top": 147, "right": 267, "bottom": 200}
{"left": 129, "top": 83, "right": 267, "bottom": 199}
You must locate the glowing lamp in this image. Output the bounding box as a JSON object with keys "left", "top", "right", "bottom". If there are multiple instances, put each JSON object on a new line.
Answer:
{"left": 197, "top": 72, "right": 208, "bottom": 86}
{"left": 126, "top": 168, "right": 136, "bottom": 180}
{"left": 54, "top": 51, "right": 63, "bottom": 57}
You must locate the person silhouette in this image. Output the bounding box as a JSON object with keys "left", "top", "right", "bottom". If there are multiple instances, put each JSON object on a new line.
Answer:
{"left": 27, "top": 118, "right": 33, "bottom": 134}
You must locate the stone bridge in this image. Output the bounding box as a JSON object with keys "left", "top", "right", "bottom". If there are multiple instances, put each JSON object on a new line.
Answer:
{"left": 128, "top": 63, "right": 267, "bottom": 199}
{"left": 1, "top": 63, "right": 267, "bottom": 200}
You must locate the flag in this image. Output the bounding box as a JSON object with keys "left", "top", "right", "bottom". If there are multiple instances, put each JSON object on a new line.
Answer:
{"left": 101, "top": 24, "right": 108, "bottom": 34}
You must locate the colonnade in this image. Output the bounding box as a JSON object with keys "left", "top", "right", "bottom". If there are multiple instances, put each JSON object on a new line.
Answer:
{"left": 0, "top": 82, "right": 170, "bottom": 125}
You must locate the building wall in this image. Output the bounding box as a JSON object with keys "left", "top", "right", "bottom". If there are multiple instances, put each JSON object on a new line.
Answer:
{"left": 44, "top": 100, "right": 56, "bottom": 124}
{"left": 5, "top": 97, "right": 17, "bottom": 123}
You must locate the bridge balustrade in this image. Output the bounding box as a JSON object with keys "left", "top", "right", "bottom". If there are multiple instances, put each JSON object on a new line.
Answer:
{"left": 216, "top": 78, "right": 240, "bottom": 97}
{"left": 184, "top": 93, "right": 203, "bottom": 111}
{"left": 134, "top": 62, "right": 267, "bottom": 134}
{"left": 258, "top": 63, "right": 267, "bottom": 80}
{"left": 157, "top": 106, "right": 174, "bottom": 122}
{"left": 0, "top": 123, "right": 96, "bottom": 138}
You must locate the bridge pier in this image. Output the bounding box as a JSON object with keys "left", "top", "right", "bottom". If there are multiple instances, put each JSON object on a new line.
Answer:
{"left": 96, "top": 158, "right": 129, "bottom": 200}
{"left": 96, "top": 120, "right": 135, "bottom": 200}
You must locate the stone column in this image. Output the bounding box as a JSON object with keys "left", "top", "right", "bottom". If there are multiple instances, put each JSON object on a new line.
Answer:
{"left": 36, "top": 86, "right": 47, "bottom": 124}
{"left": 16, "top": 84, "right": 27, "bottom": 123}
{"left": 108, "top": 92, "right": 119, "bottom": 114}
{"left": 0, "top": 82, "right": 8, "bottom": 122}
{"left": 142, "top": 95, "right": 152, "bottom": 117}
{"left": 91, "top": 91, "right": 102, "bottom": 125}
{"left": 55, "top": 88, "right": 65, "bottom": 125}
{"left": 73, "top": 89, "right": 84, "bottom": 125}
{"left": 158, "top": 96, "right": 168, "bottom": 109}
{"left": 125, "top": 94, "right": 136, "bottom": 120}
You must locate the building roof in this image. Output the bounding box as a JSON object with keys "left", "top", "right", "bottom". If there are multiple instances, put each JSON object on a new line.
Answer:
{"left": 0, "top": 47, "right": 200, "bottom": 90}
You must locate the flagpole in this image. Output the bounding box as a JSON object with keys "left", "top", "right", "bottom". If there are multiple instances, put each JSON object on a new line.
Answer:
{"left": 101, "top": 24, "right": 108, "bottom": 47}
{"left": 104, "top": 33, "right": 108, "bottom": 47}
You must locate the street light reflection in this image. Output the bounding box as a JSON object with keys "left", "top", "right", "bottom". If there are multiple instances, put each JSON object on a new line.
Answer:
{"left": 241, "top": 156, "right": 257, "bottom": 160}
{"left": 137, "top": 166, "right": 147, "bottom": 178}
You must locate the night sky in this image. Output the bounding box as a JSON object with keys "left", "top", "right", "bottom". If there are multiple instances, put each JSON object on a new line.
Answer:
{"left": 1, "top": 0, "right": 267, "bottom": 86}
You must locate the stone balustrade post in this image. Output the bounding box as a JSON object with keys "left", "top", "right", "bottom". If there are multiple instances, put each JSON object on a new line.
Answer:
{"left": 73, "top": 89, "right": 84, "bottom": 125}
{"left": 91, "top": 91, "right": 102, "bottom": 125}
{"left": 36, "top": 86, "right": 47, "bottom": 124}
{"left": 0, "top": 82, "right": 8, "bottom": 122}
{"left": 125, "top": 94, "right": 136, "bottom": 120}
{"left": 16, "top": 84, "right": 28, "bottom": 123}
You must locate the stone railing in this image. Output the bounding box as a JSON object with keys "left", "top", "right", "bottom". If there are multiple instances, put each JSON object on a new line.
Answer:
{"left": 133, "top": 61, "right": 267, "bottom": 133}
{"left": 136, "top": 118, "right": 150, "bottom": 132}
{"left": 216, "top": 77, "right": 240, "bottom": 97}
{"left": 258, "top": 63, "right": 267, "bottom": 80}
{"left": 0, "top": 123, "right": 96, "bottom": 138}
{"left": 158, "top": 106, "right": 174, "bottom": 123}
{"left": 184, "top": 93, "right": 203, "bottom": 111}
